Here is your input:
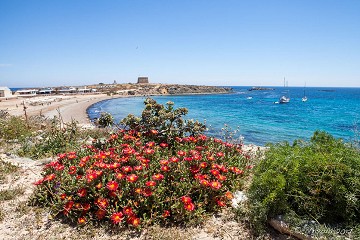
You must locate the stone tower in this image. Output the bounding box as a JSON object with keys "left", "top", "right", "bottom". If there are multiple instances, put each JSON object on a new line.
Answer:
{"left": 137, "top": 77, "right": 149, "bottom": 84}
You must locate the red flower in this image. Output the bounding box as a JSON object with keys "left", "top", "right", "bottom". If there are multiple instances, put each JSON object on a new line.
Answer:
{"left": 210, "top": 169, "right": 220, "bottom": 176}
{"left": 145, "top": 181, "right": 157, "bottom": 187}
{"left": 225, "top": 191, "right": 234, "bottom": 200}
{"left": 142, "top": 188, "right": 152, "bottom": 197}
{"left": 106, "top": 181, "right": 119, "bottom": 191}
{"left": 134, "top": 165, "right": 143, "bottom": 171}
{"left": 127, "top": 215, "right": 141, "bottom": 227}
{"left": 210, "top": 181, "right": 222, "bottom": 190}
{"left": 189, "top": 165, "right": 200, "bottom": 174}
{"left": 159, "top": 159, "right": 169, "bottom": 165}
{"left": 95, "top": 209, "right": 107, "bottom": 220}
{"left": 126, "top": 174, "right": 139, "bottom": 183}
{"left": 78, "top": 217, "right": 86, "bottom": 225}
{"left": 180, "top": 196, "right": 192, "bottom": 204}
{"left": 184, "top": 202, "right": 195, "bottom": 211}
{"left": 162, "top": 210, "right": 171, "bottom": 218}
{"left": 177, "top": 150, "right": 186, "bottom": 157}
{"left": 64, "top": 201, "right": 74, "bottom": 212}
{"left": 170, "top": 156, "right": 179, "bottom": 163}
{"left": 96, "top": 182, "right": 103, "bottom": 189}
{"left": 116, "top": 172, "right": 126, "bottom": 180}
{"left": 216, "top": 152, "right": 224, "bottom": 157}
{"left": 77, "top": 188, "right": 87, "bottom": 197}
{"left": 216, "top": 175, "right": 227, "bottom": 181}
{"left": 144, "top": 148, "right": 155, "bottom": 155}
{"left": 216, "top": 199, "right": 226, "bottom": 207}
{"left": 111, "top": 212, "right": 124, "bottom": 224}
{"left": 146, "top": 141, "right": 156, "bottom": 147}
{"left": 122, "top": 206, "right": 133, "bottom": 216}
{"left": 82, "top": 203, "right": 91, "bottom": 211}
{"left": 44, "top": 174, "right": 56, "bottom": 181}
{"left": 122, "top": 166, "right": 133, "bottom": 173}
{"left": 86, "top": 173, "right": 97, "bottom": 183}
{"left": 60, "top": 193, "right": 67, "bottom": 200}
{"left": 160, "top": 142, "right": 168, "bottom": 148}
{"left": 161, "top": 165, "right": 170, "bottom": 172}
{"left": 200, "top": 179, "right": 209, "bottom": 186}
{"left": 199, "top": 162, "right": 208, "bottom": 168}
{"left": 68, "top": 166, "right": 77, "bottom": 174}
{"left": 152, "top": 173, "right": 164, "bottom": 181}
{"left": 95, "top": 198, "right": 109, "bottom": 209}
{"left": 150, "top": 129, "right": 158, "bottom": 135}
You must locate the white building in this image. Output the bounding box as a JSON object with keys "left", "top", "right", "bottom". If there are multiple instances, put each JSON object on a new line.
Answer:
{"left": 14, "top": 89, "right": 38, "bottom": 97}
{"left": 0, "top": 86, "right": 13, "bottom": 98}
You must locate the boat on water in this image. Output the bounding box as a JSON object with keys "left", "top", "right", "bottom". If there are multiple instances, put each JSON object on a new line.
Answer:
{"left": 278, "top": 77, "right": 290, "bottom": 104}
{"left": 279, "top": 95, "right": 290, "bottom": 103}
{"left": 302, "top": 83, "right": 308, "bottom": 102}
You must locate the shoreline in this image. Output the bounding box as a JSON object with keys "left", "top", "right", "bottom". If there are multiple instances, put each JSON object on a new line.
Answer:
{"left": 0, "top": 91, "right": 232, "bottom": 126}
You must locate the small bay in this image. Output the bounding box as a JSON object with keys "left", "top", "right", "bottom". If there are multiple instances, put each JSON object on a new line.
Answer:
{"left": 87, "top": 86, "right": 360, "bottom": 146}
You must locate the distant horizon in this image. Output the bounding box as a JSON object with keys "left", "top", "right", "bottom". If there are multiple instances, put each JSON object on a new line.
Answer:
{"left": 6, "top": 83, "right": 360, "bottom": 90}
{"left": 1, "top": 1, "right": 359, "bottom": 88}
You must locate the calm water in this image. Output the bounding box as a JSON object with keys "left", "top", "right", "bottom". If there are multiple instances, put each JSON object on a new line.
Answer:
{"left": 87, "top": 87, "right": 360, "bottom": 146}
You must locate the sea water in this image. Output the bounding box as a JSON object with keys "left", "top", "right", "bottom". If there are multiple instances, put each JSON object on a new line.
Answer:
{"left": 87, "top": 87, "right": 360, "bottom": 146}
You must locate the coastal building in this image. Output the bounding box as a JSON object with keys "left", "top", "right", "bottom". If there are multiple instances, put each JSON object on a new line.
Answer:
{"left": 14, "top": 89, "right": 38, "bottom": 97}
{"left": 38, "top": 88, "right": 55, "bottom": 94}
{"left": 0, "top": 86, "right": 13, "bottom": 98}
{"left": 137, "top": 77, "right": 149, "bottom": 84}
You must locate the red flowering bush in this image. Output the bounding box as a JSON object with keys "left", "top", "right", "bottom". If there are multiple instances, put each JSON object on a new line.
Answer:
{"left": 31, "top": 99, "right": 253, "bottom": 227}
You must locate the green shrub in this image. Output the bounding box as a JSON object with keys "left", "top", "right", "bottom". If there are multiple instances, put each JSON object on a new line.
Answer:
{"left": 121, "top": 98, "right": 206, "bottom": 146}
{"left": 97, "top": 112, "right": 114, "bottom": 128}
{"left": 248, "top": 131, "right": 360, "bottom": 230}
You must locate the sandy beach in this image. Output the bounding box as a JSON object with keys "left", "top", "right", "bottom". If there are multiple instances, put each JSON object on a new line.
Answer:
{"left": 0, "top": 94, "right": 115, "bottom": 124}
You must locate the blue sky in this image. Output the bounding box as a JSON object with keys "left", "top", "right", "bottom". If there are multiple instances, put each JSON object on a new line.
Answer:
{"left": 0, "top": 0, "right": 359, "bottom": 87}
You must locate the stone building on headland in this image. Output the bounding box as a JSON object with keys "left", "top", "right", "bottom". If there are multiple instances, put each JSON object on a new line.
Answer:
{"left": 137, "top": 77, "right": 149, "bottom": 84}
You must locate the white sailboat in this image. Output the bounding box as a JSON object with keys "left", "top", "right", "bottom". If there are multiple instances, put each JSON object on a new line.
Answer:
{"left": 302, "top": 83, "right": 308, "bottom": 102}
{"left": 279, "top": 77, "right": 290, "bottom": 104}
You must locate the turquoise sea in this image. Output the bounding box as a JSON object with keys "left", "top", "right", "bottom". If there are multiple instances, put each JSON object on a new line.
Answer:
{"left": 87, "top": 87, "right": 360, "bottom": 146}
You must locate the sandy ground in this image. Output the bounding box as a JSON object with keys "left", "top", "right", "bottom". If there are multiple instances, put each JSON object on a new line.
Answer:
{"left": 0, "top": 94, "right": 117, "bottom": 124}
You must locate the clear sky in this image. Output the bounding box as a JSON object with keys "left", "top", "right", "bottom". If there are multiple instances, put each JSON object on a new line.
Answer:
{"left": 0, "top": 0, "right": 359, "bottom": 88}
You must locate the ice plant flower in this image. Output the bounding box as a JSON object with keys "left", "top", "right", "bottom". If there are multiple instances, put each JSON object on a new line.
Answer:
{"left": 162, "top": 210, "right": 170, "bottom": 218}
{"left": 181, "top": 196, "right": 193, "bottom": 204}
{"left": 127, "top": 215, "right": 141, "bottom": 227}
{"left": 64, "top": 201, "right": 74, "bottom": 212}
{"left": 152, "top": 173, "right": 164, "bottom": 181}
{"left": 95, "top": 198, "right": 109, "bottom": 209}
{"left": 145, "top": 181, "right": 157, "bottom": 187}
{"left": 142, "top": 188, "right": 152, "bottom": 197}
{"left": 184, "top": 202, "right": 195, "bottom": 211}
{"left": 126, "top": 174, "right": 139, "bottom": 183}
{"left": 161, "top": 165, "right": 170, "bottom": 172}
{"left": 111, "top": 212, "right": 124, "bottom": 224}
{"left": 95, "top": 209, "right": 106, "bottom": 220}
{"left": 77, "top": 188, "right": 87, "bottom": 197}
{"left": 78, "top": 217, "right": 86, "bottom": 224}
{"left": 106, "top": 181, "right": 119, "bottom": 191}
{"left": 44, "top": 174, "right": 56, "bottom": 181}
{"left": 68, "top": 166, "right": 77, "bottom": 174}
{"left": 122, "top": 206, "right": 133, "bottom": 216}
{"left": 210, "top": 181, "right": 222, "bottom": 190}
